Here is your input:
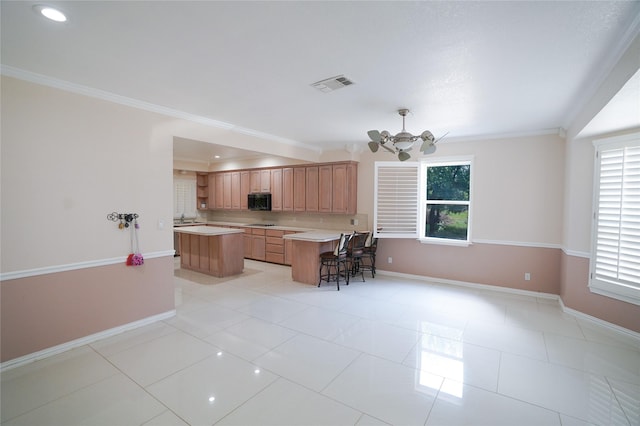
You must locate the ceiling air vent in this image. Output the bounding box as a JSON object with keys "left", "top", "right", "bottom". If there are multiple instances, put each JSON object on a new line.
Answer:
{"left": 311, "top": 75, "right": 355, "bottom": 93}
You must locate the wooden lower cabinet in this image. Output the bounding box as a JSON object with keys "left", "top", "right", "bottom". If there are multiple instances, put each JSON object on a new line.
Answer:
{"left": 284, "top": 231, "right": 297, "bottom": 265}
{"left": 245, "top": 228, "right": 266, "bottom": 261}
{"left": 240, "top": 227, "right": 298, "bottom": 265}
{"left": 265, "top": 229, "right": 284, "bottom": 264}
{"left": 179, "top": 232, "right": 244, "bottom": 278}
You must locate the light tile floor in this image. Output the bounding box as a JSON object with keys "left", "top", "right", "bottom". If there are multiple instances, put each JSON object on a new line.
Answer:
{"left": 2, "top": 259, "right": 639, "bottom": 425}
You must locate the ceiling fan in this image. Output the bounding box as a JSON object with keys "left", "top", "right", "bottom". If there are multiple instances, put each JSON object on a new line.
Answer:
{"left": 367, "top": 109, "right": 444, "bottom": 161}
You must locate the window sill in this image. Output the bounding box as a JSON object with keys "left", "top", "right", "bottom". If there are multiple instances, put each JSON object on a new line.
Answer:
{"left": 418, "top": 238, "right": 472, "bottom": 247}
{"left": 589, "top": 281, "right": 640, "bottom": 307}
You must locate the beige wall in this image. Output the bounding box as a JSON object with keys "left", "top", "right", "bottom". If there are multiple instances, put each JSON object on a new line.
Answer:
{"left": 355, "top": 133, "right": 566, "bottom": 246}
{"left": 560, "top": 128, "right": 640, "bottom": 333}
{"left": 0, "top": 76, "right": 179, "bottom": 362}
{"left": 1, "top": 76, "right": 175, "bottom": 272}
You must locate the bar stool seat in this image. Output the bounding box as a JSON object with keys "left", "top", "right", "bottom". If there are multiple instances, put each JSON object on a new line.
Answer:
{"left": 318, "top": 233, "right": 352, "bottom": 291}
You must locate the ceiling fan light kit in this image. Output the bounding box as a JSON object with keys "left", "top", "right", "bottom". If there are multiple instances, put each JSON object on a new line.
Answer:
{"left": 367, "top": 108, "right": 439, "bottom": 161}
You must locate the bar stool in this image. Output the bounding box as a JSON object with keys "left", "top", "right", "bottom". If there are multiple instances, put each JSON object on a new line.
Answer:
{"left": 318, "top": 233, "right": 352, "bottom": 291}
{"left": 360, "top": 235, "right": 378, "bottom": 278}
{"left": 347, "top": 231, "right": 369, "bottom": 282}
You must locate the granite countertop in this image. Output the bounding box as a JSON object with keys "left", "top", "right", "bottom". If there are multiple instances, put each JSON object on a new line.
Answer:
{"left": 174, "top": 221, "right": 359, "bottom": 239}
{"left": 282, "top": 231, "right": 344, "bottom": 242}
{"left": 173, "top": 225, "right": 244, "bottom": 236}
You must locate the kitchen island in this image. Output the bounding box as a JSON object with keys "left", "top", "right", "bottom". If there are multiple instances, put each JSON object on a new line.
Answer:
{"left": 174, "top": 226, "right": 244, "bottom": 278}
{"left": 283, "top": 231, "right": 342, "bottom": 285}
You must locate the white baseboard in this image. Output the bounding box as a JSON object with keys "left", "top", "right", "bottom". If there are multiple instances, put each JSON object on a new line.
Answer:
{"left": 376, "top": 269, "right": 560, "bottom": 300}
{"left": 376, "top": 269, "right": 639, "bottom": 346}
{"left": 0, "top": 310, "right": 176, "bottom": 371}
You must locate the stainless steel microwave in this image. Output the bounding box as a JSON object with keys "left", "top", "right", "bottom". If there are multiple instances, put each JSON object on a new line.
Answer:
{"left": 248, "top": 193, "right": 271, "bottom": 211}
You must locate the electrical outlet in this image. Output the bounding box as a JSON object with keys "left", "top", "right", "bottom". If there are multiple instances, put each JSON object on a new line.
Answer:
{"left": 388, "top": 257, "right": 393, "bottom": 264}
{"left": 524, "top": 272, "right": 531, "bottom": 281}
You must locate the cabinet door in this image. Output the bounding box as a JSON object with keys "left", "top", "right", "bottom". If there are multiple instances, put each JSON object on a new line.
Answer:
{"left": 223, "top": 172, "right": 232, "bottom": 209}
{"left": 250, "top": 170, "right": 261, "bottom": 193}
{"left": 318, "top": 165, "right": 332, "bottom": 213}
{"left": 240, "top": 171, "right": 250, "bottom": 210}
{"left": 231, "top": 171, "right": 241, "bottom": 209}
{"left": 271, "top": 168, "right": 283, "bottom": 211}
{"left": 215, "top": 173, "right": 224, "bottom": 209}
{"left": 208, "top": 173, "right": 216, "bottom": 210}
{"left": 332, "top": 163, "right": 358, "bottom": 214}
{"left": 282, "top": 167, "right": 293, "bottom": 211}
{"left": 293, "top": 167, "right": 306, "bottom": 212}
{"left": 305, "top": 166, "right": 319, "bottom": 212}
{"left": 284, "top": 231, "right": 296, "bottom": 265}
{"left": 251, "top": 228, "right": 266, "bottom": 261}
{"left": 260, "top": 169, "right": 271, "bottom": 192}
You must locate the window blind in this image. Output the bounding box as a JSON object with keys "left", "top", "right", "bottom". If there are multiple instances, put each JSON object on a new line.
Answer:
{"left": 174, "top": 178, "right": 197, "bottom": 219}
{"left": 590, "top": 135, "right": 640, "bottom": 305}
{"left": 374, "top": 162, "right": 420, "bottom": 238}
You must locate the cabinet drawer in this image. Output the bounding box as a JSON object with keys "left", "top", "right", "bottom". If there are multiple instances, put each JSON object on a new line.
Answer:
{"left": 252, "top": 228, "right": 266, "bottom": 235}
{"left": 266, "top": 236, "right": 284, "bottom": 246}
{"left": 266, "top": 229, "right": 284, "bottom": 238}
{"left": 266, "top": 243, "right": 284, "bottom": 254}
{"left": 265, "top": 252, "right": 285, "bottom": 264}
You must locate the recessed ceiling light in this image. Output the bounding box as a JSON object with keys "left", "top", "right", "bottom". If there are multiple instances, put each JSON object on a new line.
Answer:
{"left": 33, "top": 5, "right": 67, "bottom": 22}
{"left": 214, "top": 155, "right": 221, "bottom": 159}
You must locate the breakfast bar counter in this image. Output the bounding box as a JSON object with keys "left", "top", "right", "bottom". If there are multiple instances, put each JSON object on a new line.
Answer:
{"left": 283, "top": 232, "right": 342, "bottom": 284}
{"left": 174, "top": 226, "right": 244, "bottom": 277}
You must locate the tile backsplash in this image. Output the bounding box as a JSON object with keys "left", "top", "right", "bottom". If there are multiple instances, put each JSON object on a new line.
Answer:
{"left": 204, "top": 210, "right": 369, "bottom": 231}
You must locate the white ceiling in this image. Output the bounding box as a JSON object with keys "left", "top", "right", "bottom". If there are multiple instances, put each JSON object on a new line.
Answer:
{"left": 2, "top": 1, "right": 639, "bottom": 163}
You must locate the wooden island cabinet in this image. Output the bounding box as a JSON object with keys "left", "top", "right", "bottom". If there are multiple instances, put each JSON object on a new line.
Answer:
{"left": 175, "top": 226, "right": 244, "bottom": 278}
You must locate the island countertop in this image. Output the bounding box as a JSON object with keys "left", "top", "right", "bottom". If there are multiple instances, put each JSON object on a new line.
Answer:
{"left": 282, "top": 231, "right": 344, "bottom": 243}
{"left": 173, "top": 225, "right": 244, "bottom": 236}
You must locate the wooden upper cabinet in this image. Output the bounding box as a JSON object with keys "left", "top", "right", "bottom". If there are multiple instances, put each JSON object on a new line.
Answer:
{"left": 207, "top": 173, "right": 216, "bottom": 210}
{"left": 204, "top": 161, "right": 356, "bottom": 213}
{"left": 231, "top": 171, "right": 241, "bottom": 210}
{"left": 223, "top": 172, "right": 232, "bottom": 209}
{"left": 305, "top": 166, "right": 319, "bottom": 212}
{"left": 250, "top": 170, "right": 261, "bottom": 193}
{"left": 260, "top": 169, "right": 271, "bottom": 192}
{"left": 215, "top": 173, "right": 224, "bottom": 209}
{"left": 240, "top": 171, "right": 250, "bottom": 210}
{"left": 318, "top": 165, "right": 333, "bottom": 213}
{"left": 332, "top": 162, "right": 357, "bottom": 214}
{"left": 293, "top": 167, "right": 306, "bottom": 212}
{"left": 271, "top": 168, "right": 283, "bottom": 211}
{"left": 282, "top": 167, "right": 293, "bottom": 212}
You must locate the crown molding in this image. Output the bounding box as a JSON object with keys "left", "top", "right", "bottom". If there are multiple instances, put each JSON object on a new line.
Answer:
{"left": 0, "top": 65, "right": 321, "bottom": 153}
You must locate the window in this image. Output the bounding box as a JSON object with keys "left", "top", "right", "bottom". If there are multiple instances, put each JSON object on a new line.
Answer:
{"left": 422, "top": 160, "right": 472, "bottom": 244}
{"left": 590, "top": 133, "right": 640, "bottom": 306}
{"left": 173, "top": 177, "right": 197, "bottom": 219}
{"left": 373, "top": 157, "right": 472, "bottom": 244}
{"left": 373, "top": 163, "right": 420, "bottom": 238}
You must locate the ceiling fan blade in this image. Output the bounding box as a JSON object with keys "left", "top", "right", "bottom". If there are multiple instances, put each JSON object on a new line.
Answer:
{"left": 420, "top": 130, "right": 434, "bottom": 142}
{"left": 367, "top": 130, "right": 382, "bottom": 143}
{"left": 434, "top": 131, "right": 449, "bottom": 144}
{"left": 421, "top": 143, "right": 436, "bottom": 155}
{"left": 398, "top": 151, "right": 411, "bottom": 161}
{"left": 368, "top": 141, "right": 380, "bottom": 153}
{"left": 381, "top": 143, "right": 395, "bottom": 153}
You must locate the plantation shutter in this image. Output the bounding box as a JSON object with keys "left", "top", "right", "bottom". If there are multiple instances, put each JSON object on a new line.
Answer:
{"left": 590, "top": 134, "right": 640, "bottom": 305}
{"left": 374, "top": 162, "right": 420, "bottom": 238}
{"left": 174, "top": 178, "right": 197, "bottom": 219}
